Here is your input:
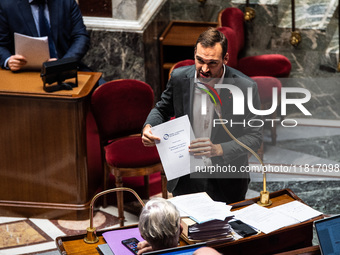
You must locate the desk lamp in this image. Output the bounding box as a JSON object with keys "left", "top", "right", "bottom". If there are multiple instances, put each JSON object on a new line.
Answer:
{"left": 84, "top": 187, "right": 145, "bottom": 244}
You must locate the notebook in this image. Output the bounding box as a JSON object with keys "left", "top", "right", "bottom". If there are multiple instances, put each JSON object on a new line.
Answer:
{"left": 143, "top": 242, "right": 206, "bottom": 255}
{"left": 314, "top": 214, "right": 340, "bottom": 255}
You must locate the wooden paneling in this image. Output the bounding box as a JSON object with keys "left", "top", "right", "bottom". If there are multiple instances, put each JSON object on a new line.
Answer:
{"left": 0, "top": 70, "right": 101, "bottom": 219}
{"left": 159, "top": 21, "right": 218, "bottom": 91}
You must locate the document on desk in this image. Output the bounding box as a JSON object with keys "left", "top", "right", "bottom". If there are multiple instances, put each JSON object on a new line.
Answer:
{"left": 168, "top": 192, "right": 233, "bottom": 223}
{"left": 233, "top": 203, "right": 300, "bottom": 234}
{"left": 14, "top": 32, "right": 49, "bottom": 70}
{"left": 151, "top": 115, "right": 204, "bottom": 180}
{"left": 271, "top": 200, "right": 322, "bottom": 222}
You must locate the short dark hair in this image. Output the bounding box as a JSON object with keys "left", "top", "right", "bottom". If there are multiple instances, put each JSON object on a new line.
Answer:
{"left": 195, "top": 27, "right": 228, "bottom": 58}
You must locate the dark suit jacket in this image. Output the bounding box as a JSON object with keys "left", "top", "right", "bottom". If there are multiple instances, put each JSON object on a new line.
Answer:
{"left": 0, "top": 0, "right": 89, "bottom": 67}
{"left": 145, "top": 65, "right": 262, "bottom": 197}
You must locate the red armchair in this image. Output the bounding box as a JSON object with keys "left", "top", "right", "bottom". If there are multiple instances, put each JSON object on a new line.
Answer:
{"left": 91, "top": 79, "right": 167, "bottom": 226}
{"left": 217, "top": 7, "right": 291, "bottom": 77}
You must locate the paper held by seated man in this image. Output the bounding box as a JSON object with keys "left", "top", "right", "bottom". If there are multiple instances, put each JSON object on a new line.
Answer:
{"left": 14, "top": 32, "right": 49, "bottom": 70}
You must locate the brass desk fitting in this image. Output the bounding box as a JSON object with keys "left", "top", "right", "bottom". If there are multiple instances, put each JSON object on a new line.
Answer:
{"left": 290, "top": 31, "right": 301, "bottom": 47}
{"left": 257, "top": 166, "right": 272, "bottom": 207}
{"left": 84, "top": 187, "right": 145, "bottom": 244}
{"left": 244, "top": 7, "right": 256, "bottom": 21}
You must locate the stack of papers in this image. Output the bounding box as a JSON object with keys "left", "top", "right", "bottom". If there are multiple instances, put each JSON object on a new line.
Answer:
{"left": 168, "top": 192, "right": 233, "bottom": 224}
{"left": 233, "top": 200, "right": 322, "bottom": 234}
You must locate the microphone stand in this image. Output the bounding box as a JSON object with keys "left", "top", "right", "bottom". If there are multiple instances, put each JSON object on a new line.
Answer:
{"left": 84, "top": 187, "right": 145, "bottom": 244}
{"left": 208, "top": 94, "right": 271, "bottom": 207}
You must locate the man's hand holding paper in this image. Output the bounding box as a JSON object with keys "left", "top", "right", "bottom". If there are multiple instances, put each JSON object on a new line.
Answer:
{"left": 149, "top": 115, "right": 205, "bottom": 181}
{"left": 14, "top": 33, "right": 50, "bottom": 70}
{"left": 7, "top": 54, "right": 27, "bottom": 71}
{"left": 142, "top": 124, "right": 160, "bottom": 147}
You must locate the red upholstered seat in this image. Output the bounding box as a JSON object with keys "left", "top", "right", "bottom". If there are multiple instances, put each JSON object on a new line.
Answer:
{"left": 218, "top": 7, "right": 291, "bottom": 78}
{"left": 252, "top": 76, "right": 282, "bottom": 104}
{"left": 238, "top": 55, "right": 292, "bottom": 77}
{"left": 91, "top": 79, "right": 154, "bottom": 140}
{"left": 91, "top": 79, "right": 167, "bottom": 226}
{"left": 252, "top": 76, "right": 282, "bottom": 146}
{"left": 105, "top": 136, "right": 161, "bottom": 168}
{"left": 168, "top": 59, "right": 196, "bottom": 79}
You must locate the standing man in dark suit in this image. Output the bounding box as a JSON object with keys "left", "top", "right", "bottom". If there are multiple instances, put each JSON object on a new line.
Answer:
{"left": 142, "top": 28, "right": 262, "bottom": 204}
{"left": 0, "top": 0, "right": 89, "bottom": 71}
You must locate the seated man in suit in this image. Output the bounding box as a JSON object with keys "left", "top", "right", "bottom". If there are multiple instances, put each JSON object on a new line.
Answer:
{"left": 137, "top": 197, "right": 182, "bottom": 254}
{"left": 0, "top": 0, "right": 89, "bottom": 71}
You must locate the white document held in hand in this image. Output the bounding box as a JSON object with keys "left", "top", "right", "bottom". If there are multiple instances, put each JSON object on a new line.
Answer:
{"left": 151, "top": 115, "right": 204, "bottom": 180}
{"left": 14, "top": 32, "right": 50, "bottom": 70}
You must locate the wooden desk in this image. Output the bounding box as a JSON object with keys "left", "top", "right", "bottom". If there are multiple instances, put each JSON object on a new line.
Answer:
{"left": 55, "top": 189, "right": 323, "bottom": 254}
{"left": 210, "top": 189, "right": 323, "bottom": 254}
{"left": 159, "top": 21, "right": 218, "bottom": 90}
{"left": 0, "top": 70, "right": 101, "bottom": 219}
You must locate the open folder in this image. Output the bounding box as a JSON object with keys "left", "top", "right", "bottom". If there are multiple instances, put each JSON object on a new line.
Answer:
{"left": 14, "top": 32, "right": 50, "bottom": 70}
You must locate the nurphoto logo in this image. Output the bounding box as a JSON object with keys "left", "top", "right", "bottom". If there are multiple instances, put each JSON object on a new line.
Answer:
{"left": 199, "top": 83, "right": 312, "bottom": 128}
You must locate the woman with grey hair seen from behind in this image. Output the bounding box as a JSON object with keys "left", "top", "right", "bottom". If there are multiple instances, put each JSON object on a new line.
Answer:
{"left": 137, "top": 197, "right": 182, "bottom": 254}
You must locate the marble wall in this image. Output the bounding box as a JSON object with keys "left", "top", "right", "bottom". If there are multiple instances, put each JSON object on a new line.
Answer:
{"left": 169, "top": 0, "right": 230, "bottom": 22}
{"left": 112, "top": 0, "right": 148, "bottom": 20}
{"left": 82, "top": 0, "right": 170, "bottom": 100}
{"left": 84, "top": 30, "right": 144, "bottom": 80}
{"left": 143, "top": 4, "right": 170, "bottom": 99}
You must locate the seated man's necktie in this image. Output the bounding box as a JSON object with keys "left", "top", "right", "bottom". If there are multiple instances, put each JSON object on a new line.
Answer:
{"left": 31, "top": 0, "right": 57, "bottom": 58}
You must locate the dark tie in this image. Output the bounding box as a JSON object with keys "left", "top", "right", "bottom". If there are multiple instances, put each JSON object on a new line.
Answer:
{"left": 31, "top": 0, "right": 57, "bottom": 58}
